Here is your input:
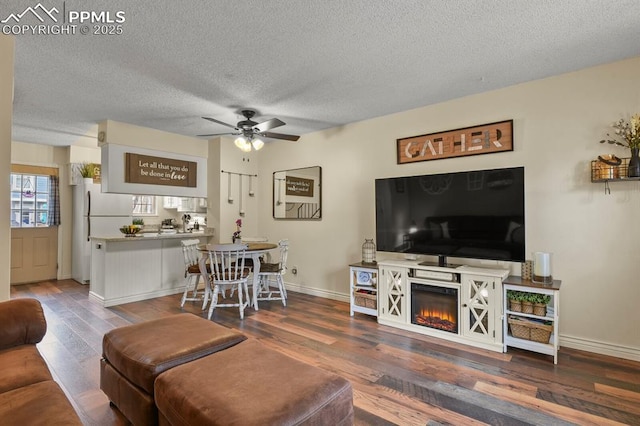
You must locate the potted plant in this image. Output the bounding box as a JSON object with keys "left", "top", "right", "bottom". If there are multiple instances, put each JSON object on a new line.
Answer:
{"left": 520, "top": 292, "right": 535, "bottom": 314}
{"left": 132, "top": 218, "right": 144, "bottom": 231}
{"left": 507, "top": 290, "right": 523, "bottom": 312}
{"left": 531, "top": 293, "right": 551, "bottom": 317}
{"left": 232, "top": 218, "right": 242, "bottom": 243}
{"left": 78, "top": 162, "right": 96, "bottom": 181}
{"left": 599, "top": 113, "right": 640, "bottom": 177}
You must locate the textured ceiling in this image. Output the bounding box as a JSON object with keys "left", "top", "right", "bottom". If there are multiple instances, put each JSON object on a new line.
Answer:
{"left": 5, "top": 0, "right": 640, "bottom": 147}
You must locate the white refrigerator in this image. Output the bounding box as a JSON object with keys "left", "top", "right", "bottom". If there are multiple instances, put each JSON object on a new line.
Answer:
{"left": 72, "top": 180, "right": 132, "bottom": 284}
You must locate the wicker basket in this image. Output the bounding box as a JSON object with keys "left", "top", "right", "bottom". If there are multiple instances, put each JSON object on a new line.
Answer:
{"left": 521, "top": 301, "right": 534, "bottom": 314}
{"left": 509, "top": 300, "right": 522, "bottom": 312}
{"left": 533, "top": 303, "right": 547, "bottom": 317}
{"left": 354, "top": 291, "right": 377, "bottom": 309}
{"left": 508, "top": 317, "right": 552, "bottom": 343}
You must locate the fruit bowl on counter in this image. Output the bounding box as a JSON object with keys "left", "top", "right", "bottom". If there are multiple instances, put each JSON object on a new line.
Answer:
{"left": 119, "top": 225, "right": 142, "bottom": 237}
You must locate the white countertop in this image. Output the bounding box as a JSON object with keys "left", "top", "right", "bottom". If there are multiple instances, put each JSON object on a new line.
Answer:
{"left": 92, "top": 229, "right": 213, "bottom": 242}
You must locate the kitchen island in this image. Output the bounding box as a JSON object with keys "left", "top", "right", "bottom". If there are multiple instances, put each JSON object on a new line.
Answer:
{"left": 89, "top": 230, "right": 214, "bottom": 307}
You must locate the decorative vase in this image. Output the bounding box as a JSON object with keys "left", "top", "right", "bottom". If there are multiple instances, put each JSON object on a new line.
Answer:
{"left": 628, "top": 148, "right": 640, "bottom": 178}
{"left": 361, "top": 238, "right": 377, "bottom": 265}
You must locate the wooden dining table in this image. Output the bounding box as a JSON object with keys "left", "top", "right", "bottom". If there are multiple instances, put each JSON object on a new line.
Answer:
{"left": 198, "top": 242, "right": 278, "bottom": 310}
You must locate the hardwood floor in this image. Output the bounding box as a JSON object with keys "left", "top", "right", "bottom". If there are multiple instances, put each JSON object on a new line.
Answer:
{"left": 10, "top": 279, "right": 640, "bottom": 425}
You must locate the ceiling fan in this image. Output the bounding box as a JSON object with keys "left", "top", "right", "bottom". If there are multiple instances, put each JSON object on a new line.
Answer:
{"left": 198, "top": 109, "right": 300, "bottom": 152}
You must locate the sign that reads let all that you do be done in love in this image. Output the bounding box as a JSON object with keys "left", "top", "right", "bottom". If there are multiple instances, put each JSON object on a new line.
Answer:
{"left": 125, "top": 153, "right": 197, "bottom": 187}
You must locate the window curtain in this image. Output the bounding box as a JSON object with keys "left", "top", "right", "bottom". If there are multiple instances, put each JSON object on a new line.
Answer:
{"left": 48, "top": 175, "right": 61, "bottom": 226}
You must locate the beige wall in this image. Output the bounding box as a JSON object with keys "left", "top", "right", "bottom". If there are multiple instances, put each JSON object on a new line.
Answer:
{"left": 0, "top": 36, "right": 15, "bottom": 301}
{"left": 258, "top": 57, "right": 640, "bottom": 360}
{"left": 207, "top": 137, "right": 260, "bottom": 243}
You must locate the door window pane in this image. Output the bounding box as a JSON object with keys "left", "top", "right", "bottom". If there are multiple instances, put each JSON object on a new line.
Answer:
{"left": 10, "top": 173, "right": 51, "bottom": 228}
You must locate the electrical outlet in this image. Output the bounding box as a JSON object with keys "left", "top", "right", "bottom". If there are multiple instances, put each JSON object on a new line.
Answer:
{"left": 291, "top": 266, "right": 298, "bottom": 275}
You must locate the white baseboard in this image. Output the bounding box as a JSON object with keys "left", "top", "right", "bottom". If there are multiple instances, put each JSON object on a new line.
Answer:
{"left": 284, "top": 281, "right": 349, "bottom": 303}
{"left": 560, "top": 334, "right": 640, "bottom": 362}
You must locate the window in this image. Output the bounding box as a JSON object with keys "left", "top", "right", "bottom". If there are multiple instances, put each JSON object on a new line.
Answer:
{"left": 10, "top": 174, "right": 50, "bottom": 227}
{"left": 132, "top": 195, "right": 156, "bottom": 216}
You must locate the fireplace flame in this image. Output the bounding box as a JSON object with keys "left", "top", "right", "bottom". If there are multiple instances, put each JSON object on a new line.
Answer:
{"left": 418, "top": 307, "right": 455, "bottom": 323}
{"left": 414, "top": 306, "right": 457, "bottom": 333}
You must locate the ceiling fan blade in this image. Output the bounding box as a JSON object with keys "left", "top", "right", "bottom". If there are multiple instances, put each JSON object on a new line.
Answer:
{"left": 262, "top": 131, "right": 300, "bottom": 141}
{"left": 202, "top": 116, "right": 238, "bottom": 130}
{"left": 254, "top": 118, "right": 285, "bottom": 132}
{"left": 197, "top": 132, "right": 236, "bottom": 137}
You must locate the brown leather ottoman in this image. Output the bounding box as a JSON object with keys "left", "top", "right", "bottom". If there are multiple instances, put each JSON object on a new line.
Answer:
{"left": 155, "top": 339, "right": 354, "bottom": 425}
{"left": 101, "top": 313, "right": 246, "bottom": 426}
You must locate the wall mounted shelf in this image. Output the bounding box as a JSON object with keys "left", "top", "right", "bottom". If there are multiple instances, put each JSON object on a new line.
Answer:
{"left": 591, "top": 157, "right": 640, "bottom": 193}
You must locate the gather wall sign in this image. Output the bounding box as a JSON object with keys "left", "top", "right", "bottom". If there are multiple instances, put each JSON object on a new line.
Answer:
{"left": 396, "top": 119, "right": 513, "bottom": 164}
{"left": 125, "top": 153, "right": 197, "bottom": 187}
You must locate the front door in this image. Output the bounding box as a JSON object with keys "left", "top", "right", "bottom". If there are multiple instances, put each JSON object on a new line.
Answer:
{"left": 11, "top": 226, "right": 58, "bottom": 284}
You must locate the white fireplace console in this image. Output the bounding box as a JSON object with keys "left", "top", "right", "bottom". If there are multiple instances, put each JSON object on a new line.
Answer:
{"left": 377, "top": 259, "right": 508, "bottom": 352}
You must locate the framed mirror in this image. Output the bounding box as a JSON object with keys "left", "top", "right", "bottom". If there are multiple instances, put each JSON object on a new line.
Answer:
{"left": 273, "top": 166, "right": 322, "bottom": 220}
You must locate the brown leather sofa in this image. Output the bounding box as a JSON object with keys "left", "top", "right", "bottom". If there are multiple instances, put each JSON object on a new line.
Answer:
{"left": 0, "top": 298, "right": 83, "bottom": 424}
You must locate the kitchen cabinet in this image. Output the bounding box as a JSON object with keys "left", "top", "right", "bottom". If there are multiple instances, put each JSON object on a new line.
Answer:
{"left": 163, "top": 197, "right": 207, "bottom": 212}
{"left": 90, "top": 231, "right": 213, "bottom": 307}
{"left": 163, "top": 196, "right": 180, "bottom": 209}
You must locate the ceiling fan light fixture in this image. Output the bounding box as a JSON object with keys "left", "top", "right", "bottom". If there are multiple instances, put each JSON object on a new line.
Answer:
{"left": 240, "top": 141, "right": 252, "bottom": 153}
{"left": 234, "top": 136, "right": 247, "bottom": 149}
{"left": 251, "top": 138, "right": 264, "bottom": 150}
{"left": 202, "top": 109, "right": 300, "bottom": 148}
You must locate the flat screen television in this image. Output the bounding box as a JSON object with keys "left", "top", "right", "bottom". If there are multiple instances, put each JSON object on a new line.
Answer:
{"left": 375, "top": 166, "right": 525, "bottom": 266}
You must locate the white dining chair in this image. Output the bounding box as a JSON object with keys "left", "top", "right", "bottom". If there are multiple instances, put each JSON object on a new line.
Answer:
{"left": 180, "top": 239, "right": 210, "bottom": 309}
{"left": 200, "top": 244, "right": 251, "bottom": 320}
{"left": 256, "top": 239, "right": 288, "bottom": 307}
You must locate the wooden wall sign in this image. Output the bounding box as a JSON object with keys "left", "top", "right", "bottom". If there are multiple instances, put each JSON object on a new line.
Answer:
{"left": 286, "top": 176, "right": 314, "bottom": 197}
{"left": 397, "top": 119, "right": 513, "bottom": 164}
{"left": 125, "top": 153, "right": 197, "bottom": 187}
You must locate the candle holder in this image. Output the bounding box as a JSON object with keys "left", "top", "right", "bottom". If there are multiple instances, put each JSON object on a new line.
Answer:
{"left": 532, "top": 252, "right": 553, "bottom": 284}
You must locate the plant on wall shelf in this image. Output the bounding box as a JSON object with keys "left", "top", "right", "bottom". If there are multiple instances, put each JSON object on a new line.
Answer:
{"left": 600, "top": 114, "right": 640, "bottom": 150}
{"left": 78, "top": 162, "right": 96, "bottom": 178}
{"left": 599, "top": 114, "right": 640, "bottom": 178}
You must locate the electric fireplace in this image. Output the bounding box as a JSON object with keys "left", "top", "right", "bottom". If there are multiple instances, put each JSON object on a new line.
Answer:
{"left": 411, "top": 283, "right": 459, "bottom": 333}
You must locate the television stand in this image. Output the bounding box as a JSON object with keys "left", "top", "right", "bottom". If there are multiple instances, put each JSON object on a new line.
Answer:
{"left": 419, "top": 255, "right": 459, "bottom": 268}
{"left": 418, "top": 260, "right": 461, "bottom": 268}
{"left": 377, "top": 259, "right": 509, "bottom": 353}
